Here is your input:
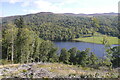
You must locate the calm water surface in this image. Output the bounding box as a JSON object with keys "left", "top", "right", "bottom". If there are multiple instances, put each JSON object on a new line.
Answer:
{"left": 54, "top": 41, "right": 118, "bottom": 58}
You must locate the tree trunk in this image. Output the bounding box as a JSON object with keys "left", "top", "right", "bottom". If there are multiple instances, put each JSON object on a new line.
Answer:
{"left": 11, "top": 43, "right": 14, "bottom": 64}
{"left": 7, "top": 46, "right": 9, "bottom": 60}
{"left": 11, "top": 27, "right": 14, "bottom": 64}
{"left": 27, "top": 51, "right": 29, "bottom": 63}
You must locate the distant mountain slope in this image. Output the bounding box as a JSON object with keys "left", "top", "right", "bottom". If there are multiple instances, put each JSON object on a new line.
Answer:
{"left": 2, "top": 12, "right": 117, "bottom": 23}
{"left": 2, "top": 12, "right": 119, "bottom": 41}
{"left": 63, "top": 12, "right": 117, "bottom": 16}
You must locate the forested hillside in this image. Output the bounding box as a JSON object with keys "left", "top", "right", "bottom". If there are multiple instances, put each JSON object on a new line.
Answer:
{"left": 2, "top": 12, "right": 119, "bottom": 41}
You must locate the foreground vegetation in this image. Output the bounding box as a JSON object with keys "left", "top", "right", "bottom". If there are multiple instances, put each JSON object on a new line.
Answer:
{"left": 73, "top": 35, "right": 120, "bottom": 44}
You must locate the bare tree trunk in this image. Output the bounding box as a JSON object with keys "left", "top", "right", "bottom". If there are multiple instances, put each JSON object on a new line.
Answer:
{"left": 7, "top": 47, "right": 9, "bottom": 60}
{"left": 11, "top": 28, "right": 14, "bottom": 64}
{"left": 20, "top": 49, "right": 23, "bottom": 63}
{"left": 11, "top": 43, "right": 14, "bottom": 64}
{"left": 27, "top": 52, "right": 29, "bottom": 63}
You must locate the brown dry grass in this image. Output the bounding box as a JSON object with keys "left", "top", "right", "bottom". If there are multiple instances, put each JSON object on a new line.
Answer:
{"left": 0, "top": 64, "right": 20, "bottom": 68}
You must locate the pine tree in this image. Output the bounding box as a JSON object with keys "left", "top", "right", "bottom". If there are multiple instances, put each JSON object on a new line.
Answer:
{"left": 88, "top": 52, "right": 98, "bottom": 68}
{"left": 59, "top": 48, "right": 70, "bottom": 64}
{"left": 68, "top": 47, "right": 77, "bottom": 64}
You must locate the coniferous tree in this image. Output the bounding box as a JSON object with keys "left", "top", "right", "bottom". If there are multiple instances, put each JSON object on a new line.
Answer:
{"left": 47, "top": 47, "right": 58, "bottom": 62}
{"left": 110, "top": 46, "right": 120, "bottom": 67}
{"left": 59, "top": 48, "right": 70, "bottom": 64}
{"left": 88, "top": 52, "right": 98, "bottom": 68}
{"left": 68, "top": 47, "right": 77, "bottom": 64}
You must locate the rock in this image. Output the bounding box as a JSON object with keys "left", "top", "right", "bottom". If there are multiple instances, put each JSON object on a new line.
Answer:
{"left": 0, "top": 69, "right": 3, "bottom": 76}
{"left": 33, "top": 68, "right": 53, "bottom": 78}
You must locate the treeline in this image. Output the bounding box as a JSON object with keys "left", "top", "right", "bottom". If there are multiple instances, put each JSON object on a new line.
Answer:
{"left": 59, "top": 48, "right": 102, "bottom": 68}
{"left": 2, "top": 12, "right": 119, "bottom": 41}
{"left": 59, "top": 46, "right": 120, "bottom": 68}
{"left": 59, "top": 47, "right": 111, "bottom": 68}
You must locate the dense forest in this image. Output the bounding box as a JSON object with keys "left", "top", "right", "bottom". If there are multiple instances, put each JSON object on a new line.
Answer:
{"left": 2, "top": 12, "right": 119, "bottom": 41}
{"left": 1, "top": 12, "right": 119, "bottom": 69}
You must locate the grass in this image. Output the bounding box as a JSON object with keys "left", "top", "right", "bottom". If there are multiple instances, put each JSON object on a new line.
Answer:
{"left": 73, "top": 35, "right": 120, "bottom": 45}
{"left": 0, "top": 63, "right": 20, "bottom": 68}
{"left": 36, "top": 63, "right": 92, "bottom": 76}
